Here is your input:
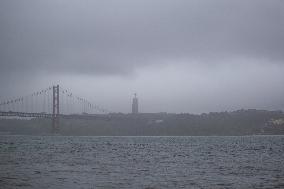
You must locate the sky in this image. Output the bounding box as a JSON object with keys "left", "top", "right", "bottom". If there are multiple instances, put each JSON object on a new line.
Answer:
{"left": 0, "top": 0, "right": 284, "bottom": 114}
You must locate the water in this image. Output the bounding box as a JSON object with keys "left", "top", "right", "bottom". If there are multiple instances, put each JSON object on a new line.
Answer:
{"left": 0, "top": 135, "right": 284, "bottom": 189}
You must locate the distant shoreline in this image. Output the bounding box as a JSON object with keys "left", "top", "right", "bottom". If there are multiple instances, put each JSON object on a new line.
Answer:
{"left": 1, "top": 134, "right": 284, "bottom": 137}
{"left": 1, "top": 109, "right": 284, "bottom": 136}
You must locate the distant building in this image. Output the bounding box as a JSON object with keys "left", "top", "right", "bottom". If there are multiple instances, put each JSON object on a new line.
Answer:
{"left": 132, "top": 93, "right": 138, "bottom": 114}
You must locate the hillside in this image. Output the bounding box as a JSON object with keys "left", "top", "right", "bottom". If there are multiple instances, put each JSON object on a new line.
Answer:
{"left": 0, "top": 109, "right": 284, "bottom": 136}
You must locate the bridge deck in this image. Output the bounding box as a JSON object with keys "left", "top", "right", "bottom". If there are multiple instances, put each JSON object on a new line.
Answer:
{"left": 0, "top": 111, "right": 111, "bottom": 120}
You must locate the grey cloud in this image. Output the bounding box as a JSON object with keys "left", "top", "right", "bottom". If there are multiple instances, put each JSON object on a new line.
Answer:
{"left": 1, "top": 0, "right": 284, "bottom": 76}
{"left": 1, "top": 0, "right": 284, "bottom": 113}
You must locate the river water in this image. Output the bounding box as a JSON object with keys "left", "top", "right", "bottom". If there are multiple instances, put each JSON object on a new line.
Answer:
{"left": 0, "top": 135, "right": 283, "bottom": 189}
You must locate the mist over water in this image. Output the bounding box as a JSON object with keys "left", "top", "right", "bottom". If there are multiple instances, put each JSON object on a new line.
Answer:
{"left": 1, "top": 135, "right": 284, "bottom": 188}
{"left": 1, "top": 1, "right": 284, "bottom": 188}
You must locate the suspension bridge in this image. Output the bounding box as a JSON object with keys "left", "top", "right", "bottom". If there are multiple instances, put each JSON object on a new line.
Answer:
{"left": 0, "top": 85, "right": 112, "bottom": 133}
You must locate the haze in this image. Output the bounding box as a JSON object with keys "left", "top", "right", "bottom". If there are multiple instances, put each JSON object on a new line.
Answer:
{"left": 0, "top": 0, "right": 284, "bottom": 113}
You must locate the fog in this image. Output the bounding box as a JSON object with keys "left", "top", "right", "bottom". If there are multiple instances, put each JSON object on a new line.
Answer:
{"left": 0, "top": 0, "right": 284, "bottom": 113}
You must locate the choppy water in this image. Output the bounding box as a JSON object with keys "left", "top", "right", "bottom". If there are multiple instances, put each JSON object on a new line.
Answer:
{"left": 0, "top": 135, "right": 284, "bottom": 189}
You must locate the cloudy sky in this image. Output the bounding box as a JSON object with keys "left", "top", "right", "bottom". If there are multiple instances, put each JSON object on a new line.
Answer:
{"left": 0, "top": 0, "right": 284, "bottom": 113}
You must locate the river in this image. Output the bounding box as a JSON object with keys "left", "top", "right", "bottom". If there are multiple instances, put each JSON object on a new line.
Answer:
{"left": 0, "top": 135, "right": 283, "bottom": 188}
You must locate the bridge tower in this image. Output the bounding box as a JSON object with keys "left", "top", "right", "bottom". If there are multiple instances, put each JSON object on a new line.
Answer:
{"left": 52, "top": 85, "right": 60, "bottom": 133}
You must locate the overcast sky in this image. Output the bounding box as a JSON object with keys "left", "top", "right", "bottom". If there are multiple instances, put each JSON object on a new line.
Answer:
{"left": 0, "top": 0, "right": 284, "bottom": 113}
